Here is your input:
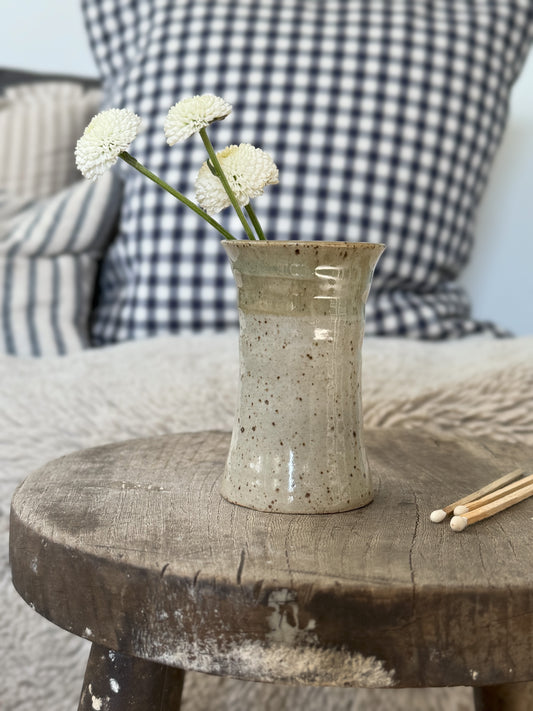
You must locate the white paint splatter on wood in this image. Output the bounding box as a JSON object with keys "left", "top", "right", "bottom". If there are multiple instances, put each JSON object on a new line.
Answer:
{"left": 155, "top": 637, "right": 394, "bottom": 688}
{"left": 88, "top": 684, "right": 103, "bottom": 710}
{"left": 266, "top": 589, "right": 316, "bottom": 644}
{"left": 148, "top": 588, "right": 394, "bottom": 688}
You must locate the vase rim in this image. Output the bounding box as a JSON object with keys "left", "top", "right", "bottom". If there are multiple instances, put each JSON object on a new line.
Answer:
{"left": 221, "top": 240, "right": 385, "bottom": 249}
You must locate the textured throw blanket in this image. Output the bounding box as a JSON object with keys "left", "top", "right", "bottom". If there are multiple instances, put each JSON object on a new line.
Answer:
{"left": 2, "top": 333, "right": 532, "bottom": 711}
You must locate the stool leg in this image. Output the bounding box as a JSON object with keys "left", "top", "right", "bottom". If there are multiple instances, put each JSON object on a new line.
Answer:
{"left": 78, "top": 643, "right": 185, "bottom": 711}
{"left": 474, "top": 682, "right": 533, "bottom": 710}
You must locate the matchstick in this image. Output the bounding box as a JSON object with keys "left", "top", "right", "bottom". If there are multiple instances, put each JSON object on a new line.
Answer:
{"left": 450, "top": 480, "right": 533, "bottom": 531}
{"left": 453, "top": 472, "right": 533, "bottom": 515}
{"left": 429, "top": 468, "right": 524, "bottom": 523}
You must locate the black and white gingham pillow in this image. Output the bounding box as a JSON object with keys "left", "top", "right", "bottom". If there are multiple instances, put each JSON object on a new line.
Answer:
{"left": 83, "top": 0, "right": 533, "bottom": 343}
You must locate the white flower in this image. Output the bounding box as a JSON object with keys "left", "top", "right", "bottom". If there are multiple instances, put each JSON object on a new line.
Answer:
{"left": 195, "top": 143, "right": 279, "bottom": 214}
{"left": 75, "top": 108, "right": 142, "bottom": 181}
{"left": 164, "top": 95, "right": 232, "bottom": 145}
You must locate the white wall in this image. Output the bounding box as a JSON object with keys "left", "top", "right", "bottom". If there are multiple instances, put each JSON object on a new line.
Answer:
{"left": 2, "top": 1, "right": 532, "bottom": 335}
{"left": 459, "top": 62, "right": 533, "bottom": 336}
{"left": 0, "top": 1, "right": 98, "bottom": 78}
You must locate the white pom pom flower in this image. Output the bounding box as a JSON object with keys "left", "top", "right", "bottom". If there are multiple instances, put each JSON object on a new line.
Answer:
{"left": 75, "top": 108, "right": 142, "bottom": 181}
{"left": 164, "top": 95, "right": 232, "bottom": 145}
{"left": 195, "top": 143, "right": 279, "bottom": 215}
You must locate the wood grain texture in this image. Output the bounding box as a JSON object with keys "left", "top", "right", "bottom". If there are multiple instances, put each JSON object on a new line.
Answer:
{"left": 78, "top": 643, "right": 184, "bottom": 710}
{"left": 474, "top": 682, "right": 533, "bottom": 710}
{"left": 9, "top": 429, "right": 533, "bottom": 689}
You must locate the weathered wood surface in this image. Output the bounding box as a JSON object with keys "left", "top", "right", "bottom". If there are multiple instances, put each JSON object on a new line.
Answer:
{"left": 78, "top": 643, "right": 184, "bottom": 711}
{"left": 10, "top": 429, "right": 533, "bottom": 689}
{"left": 474, "top": 682, "right": 533, "bottom": 710}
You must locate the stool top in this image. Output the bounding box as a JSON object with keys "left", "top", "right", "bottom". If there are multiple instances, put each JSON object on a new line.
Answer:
{"left": 10, "top": 430, "right": 533, "bottom": 689}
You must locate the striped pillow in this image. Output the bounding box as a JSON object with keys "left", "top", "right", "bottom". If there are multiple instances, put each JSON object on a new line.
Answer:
{"left": 0, "top": 81, "right": 101, "bottom": 205}
{"left": 0, "top": 173, "right": 122, "bottom": 356}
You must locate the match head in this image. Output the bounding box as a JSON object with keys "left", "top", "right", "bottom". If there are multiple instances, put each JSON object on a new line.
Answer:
{"left": 430, "top": 509, "right": 447, "bottom": 523}
{"left": 450, "top": 515, "right": 468, "bottom": 532}
{"left": 454, "top": 505, "right": 469, "bottom": 515}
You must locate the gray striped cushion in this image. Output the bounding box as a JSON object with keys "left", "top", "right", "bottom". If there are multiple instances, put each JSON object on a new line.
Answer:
{"left": 0, "top": 82, "right": 101, "bottom": 205}
{"left": 0, "top": 173, "right": 122, "bottom": 356}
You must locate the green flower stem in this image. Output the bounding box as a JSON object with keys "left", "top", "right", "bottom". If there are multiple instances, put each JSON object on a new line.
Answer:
{"left": 245, "top": 203, "right": 266, "bottom": 240}
{"left": 199, "top": 128, "right": 258, "bottom": 241}
{"left": 118, "top": 151, "right": 236, "bottom": 241}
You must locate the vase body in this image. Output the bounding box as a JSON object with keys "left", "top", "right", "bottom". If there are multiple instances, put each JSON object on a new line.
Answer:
{"left": 221, "top": 240, "right": 385, "bottom": 514}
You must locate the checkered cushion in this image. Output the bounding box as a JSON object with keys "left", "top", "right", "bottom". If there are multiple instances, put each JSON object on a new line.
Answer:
{"left": 83, "top": 0, "right": 533, "bottom": 343}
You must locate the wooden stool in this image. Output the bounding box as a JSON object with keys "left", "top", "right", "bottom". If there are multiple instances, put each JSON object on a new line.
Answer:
{"left": 9, "top": 430, "right": 533, "bottom": 710}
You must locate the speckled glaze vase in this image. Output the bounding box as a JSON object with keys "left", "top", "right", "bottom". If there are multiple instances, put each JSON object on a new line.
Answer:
{"left": 221, "top": 240, "right": 385, "bottom": 514}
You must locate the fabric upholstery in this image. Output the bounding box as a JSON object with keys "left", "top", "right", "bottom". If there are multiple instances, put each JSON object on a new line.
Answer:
{"left": 0, "top": 77, "right": 122, "bottom": 356}
{"left": 0, "top": 81, "right": 101, "bottom": 207}
{"left": 82, "top": 0, "right": 533, "bottom": 343}
{"left": 0, "top": 174, "right": 122, "bottom": 356}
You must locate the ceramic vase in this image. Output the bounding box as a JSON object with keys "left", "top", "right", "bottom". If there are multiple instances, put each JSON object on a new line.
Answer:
{"left": 221, "top": 240, "right": 385, "bottom": 514}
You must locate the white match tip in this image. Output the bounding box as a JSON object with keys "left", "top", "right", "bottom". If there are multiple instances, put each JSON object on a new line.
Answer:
{"left": 430, "top": 509, "right": 447, "bottom": 523}
{"left": 454, "top": 505, "right": 469, "bottom": 515}
{"left": 450, "top": 515, "right": 468, "bottom": 532}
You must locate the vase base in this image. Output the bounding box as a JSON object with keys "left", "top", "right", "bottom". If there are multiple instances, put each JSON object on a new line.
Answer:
{"left": 219, "top": 486, "right": 374, "bottom": 515}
